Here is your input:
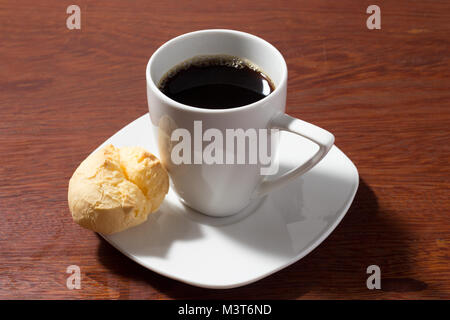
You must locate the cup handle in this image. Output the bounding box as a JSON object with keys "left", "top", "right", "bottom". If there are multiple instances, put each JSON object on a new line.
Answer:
{"left": 252, "top": 113, "right": 335, "bottom": 198}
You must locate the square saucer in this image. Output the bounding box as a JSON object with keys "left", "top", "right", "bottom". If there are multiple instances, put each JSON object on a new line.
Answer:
{"left": 97, "top": 114, "right": 358, "bottom": 289}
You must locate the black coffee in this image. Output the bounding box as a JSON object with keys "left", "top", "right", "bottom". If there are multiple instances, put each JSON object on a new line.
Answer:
{"left": 158, "top": 55, "right": 275, "bottom": 109}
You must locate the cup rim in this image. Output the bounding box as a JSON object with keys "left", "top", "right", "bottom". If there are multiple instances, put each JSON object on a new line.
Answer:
{"left": 146, "top": 29, "right": 288, "bottom": 114}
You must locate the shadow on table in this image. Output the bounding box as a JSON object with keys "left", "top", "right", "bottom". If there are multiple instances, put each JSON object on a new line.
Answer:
{"left": 97, "top": 178, "right": 423, "bottom": 299}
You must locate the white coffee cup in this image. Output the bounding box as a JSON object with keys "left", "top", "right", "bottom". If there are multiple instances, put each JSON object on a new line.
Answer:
{"left": 146, "top": 29, "right": 334, "bottom": 217}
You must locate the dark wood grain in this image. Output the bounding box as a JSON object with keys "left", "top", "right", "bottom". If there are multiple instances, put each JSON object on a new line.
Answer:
{"left": 0, "top": 0, "right": 449, "bottom": 299}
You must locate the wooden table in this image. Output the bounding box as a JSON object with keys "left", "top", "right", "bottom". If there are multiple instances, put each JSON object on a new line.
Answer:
{"left": 0, "top": 0, "right": 448, "bottom": 299}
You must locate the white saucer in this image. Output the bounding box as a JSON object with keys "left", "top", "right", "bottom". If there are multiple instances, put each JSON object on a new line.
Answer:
{"left": 98, "top": 114, "right": 359, "bottom": 289}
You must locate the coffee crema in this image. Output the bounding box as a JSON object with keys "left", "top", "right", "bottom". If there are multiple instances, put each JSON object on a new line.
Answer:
{"left": 158, "top": 55, "right": 275, "bottom": 109}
